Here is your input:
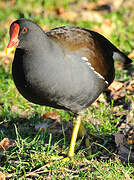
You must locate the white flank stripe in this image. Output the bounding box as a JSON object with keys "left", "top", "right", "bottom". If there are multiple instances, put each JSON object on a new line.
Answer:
{"left": 81, "top": 56, "right": 108, "bottom": 85}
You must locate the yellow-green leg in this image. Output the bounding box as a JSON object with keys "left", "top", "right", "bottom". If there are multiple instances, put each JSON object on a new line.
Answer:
{"left": 68, "top": 115, "right": 83, "bottom": 157}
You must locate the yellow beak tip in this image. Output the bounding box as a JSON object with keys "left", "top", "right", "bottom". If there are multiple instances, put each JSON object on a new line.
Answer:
{"left": 6, "top": 47, "right": 15, "bottom": 55}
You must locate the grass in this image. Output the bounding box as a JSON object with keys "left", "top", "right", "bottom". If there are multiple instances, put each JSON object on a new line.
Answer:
{"left": 0, "top": 0, "right": 134, "bottom": 179}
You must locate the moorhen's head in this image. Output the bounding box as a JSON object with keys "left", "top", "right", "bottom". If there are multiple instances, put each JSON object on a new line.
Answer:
{"left": 7, "top": 18, "right": 45, "bottom": 53}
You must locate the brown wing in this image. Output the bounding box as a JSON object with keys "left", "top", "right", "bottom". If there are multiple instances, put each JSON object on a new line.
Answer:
{"left": 46, "top": 26, "right": 115, "bottom": 84}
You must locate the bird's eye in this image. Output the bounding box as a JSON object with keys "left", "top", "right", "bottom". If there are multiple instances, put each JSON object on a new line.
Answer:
{"left": 22, "top": 27, "right": 28, "bottom": 33}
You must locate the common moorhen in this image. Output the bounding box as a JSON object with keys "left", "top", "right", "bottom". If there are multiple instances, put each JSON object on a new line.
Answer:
{"left": 7, "top": 18, "right": 132, "bottom": 157}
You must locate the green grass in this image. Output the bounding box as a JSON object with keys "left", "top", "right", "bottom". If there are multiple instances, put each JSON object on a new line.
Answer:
{"left": 0, "top": 0, "right": 134, "bottom": 179}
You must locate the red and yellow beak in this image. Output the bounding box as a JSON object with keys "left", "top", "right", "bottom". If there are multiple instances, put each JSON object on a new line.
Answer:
{"left": 6, "top": 23, "right": 20, "bottom": 55}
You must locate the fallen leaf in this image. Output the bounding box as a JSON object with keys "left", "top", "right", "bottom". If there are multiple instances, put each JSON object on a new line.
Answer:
{"left": 108, "top": 81, "right": 124, "bottom": 92}
{"left": 0, "top": 138, "right": 10, "bottom": 152}
{"left": 42, "top": 111, "right": 60, "bottom": 121}
{"left": 0, "top": 138, "right": 15, "bottom": 152}
{"left": 56, "top": 8, "right": 64, "bottom": 15}
{"left": 107, "top": 81, "right": 124, "bottom": 100}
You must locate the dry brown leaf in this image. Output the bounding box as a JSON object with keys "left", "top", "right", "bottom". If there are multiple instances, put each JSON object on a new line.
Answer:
{"left": 42, "top": 111, "right": 60, "bottom": 121}
{"left": 56, "top": 8, "right": 64, "bottom": 15}
{"left": 108, "top": 81, "right": 124, "bottom": 92}
{"left": 108, "top": 81, "right": 124, "bottom": 99}
{"left": 0, "top": 172, "right": 5, "bottom": 180}
{"left": 107, "top": 81, "right": 125, "bottom": 100}
{"left": 127, "top": 139, "right": 134, "bottom": 145}
{"left": 0, "top": 138, "right": 15, "bottom": 152}
{"left": 0, "top": 138, "right": 10, "bottom": 152}
{"left": 105, "top": 77, "right": 133, "bottom": 102}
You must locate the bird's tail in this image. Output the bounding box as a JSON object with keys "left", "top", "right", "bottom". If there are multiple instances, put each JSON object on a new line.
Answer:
{"left": 113, "top": 51, "right": 132, "bottom": 64}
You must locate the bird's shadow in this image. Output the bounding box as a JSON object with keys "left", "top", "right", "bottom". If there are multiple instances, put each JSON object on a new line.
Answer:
{"left": 0, "top": 111, "right": 115, "bottom": 151}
